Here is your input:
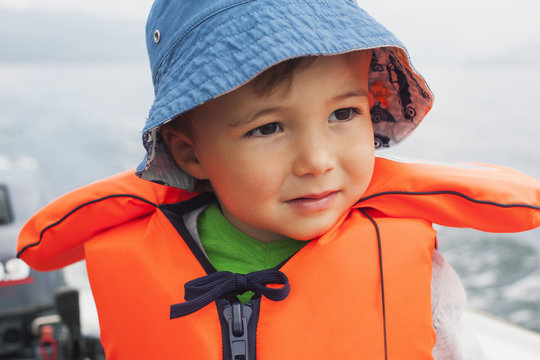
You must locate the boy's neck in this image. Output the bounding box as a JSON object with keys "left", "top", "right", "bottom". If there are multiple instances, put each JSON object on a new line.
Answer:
{"left": 216, "top": 201, "right": 287, "bottom": 244}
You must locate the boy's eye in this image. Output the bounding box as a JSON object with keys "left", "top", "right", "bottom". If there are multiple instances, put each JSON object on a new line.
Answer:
{"left": 329, "top": 108, "right": 357, "bottom": 121}
{"left": 246, "top": 122, "right": 283, "bottom": 137}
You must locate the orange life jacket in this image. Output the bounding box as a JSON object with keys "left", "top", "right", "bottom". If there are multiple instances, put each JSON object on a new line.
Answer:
{"left": 17, "top": 157, "right": 540, "bottom": 360}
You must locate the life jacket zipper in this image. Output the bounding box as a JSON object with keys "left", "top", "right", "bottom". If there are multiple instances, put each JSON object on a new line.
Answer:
{"left": 218, "top": 298, "right": 259, "bottom": 360}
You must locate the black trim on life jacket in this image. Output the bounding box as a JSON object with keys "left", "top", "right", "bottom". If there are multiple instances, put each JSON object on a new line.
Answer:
{"left": 159, "top": 191, "right": 218, "bottom": 275}
{"left": 16, "top": 194, "right": 158, "bottom": 259}
{"left": 360, "top": 209, "right": 388, "bottom": 360}
{"left": 357, "top": 190, "right": 540, "bottom": 210}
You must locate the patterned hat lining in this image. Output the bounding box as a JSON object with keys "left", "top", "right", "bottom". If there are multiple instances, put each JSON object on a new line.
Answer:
{"left": 370, "top": 48, "right": 433, "bottom": 148}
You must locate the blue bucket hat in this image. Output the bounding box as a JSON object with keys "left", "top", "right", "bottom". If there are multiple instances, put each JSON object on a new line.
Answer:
{"left": 136, "top": 0, "right": 434, "bottom": 190}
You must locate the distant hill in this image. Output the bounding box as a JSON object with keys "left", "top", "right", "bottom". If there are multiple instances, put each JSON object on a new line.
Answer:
{"left": 0, "top": 9, "right": 147, "bottom": 63}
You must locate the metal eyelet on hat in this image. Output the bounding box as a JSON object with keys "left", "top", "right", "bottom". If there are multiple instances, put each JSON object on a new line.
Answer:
{"left": 154, "top": 29, "right": 160, "bottom": 43}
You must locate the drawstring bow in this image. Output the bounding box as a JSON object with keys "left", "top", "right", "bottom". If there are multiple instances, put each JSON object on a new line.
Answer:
{"left": 170, "top": 268, "right": 290, "bottom": 319}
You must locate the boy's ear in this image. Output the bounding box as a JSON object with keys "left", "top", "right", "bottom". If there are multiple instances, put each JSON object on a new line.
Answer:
{"left": 160, "top": 124, "right": 208, "bottom": 180}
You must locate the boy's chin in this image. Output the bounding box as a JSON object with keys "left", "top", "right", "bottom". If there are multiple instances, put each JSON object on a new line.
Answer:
{"left": 282, "top": 219, "right": 342, "bottom": 241}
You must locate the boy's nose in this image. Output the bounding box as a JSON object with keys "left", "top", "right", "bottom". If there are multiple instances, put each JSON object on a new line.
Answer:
{"left": 292, "top": 132, "right": 335, "bottom": 177}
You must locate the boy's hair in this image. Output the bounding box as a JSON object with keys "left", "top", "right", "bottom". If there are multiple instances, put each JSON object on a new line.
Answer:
{"left": 250, "top": 57, "right": 316, "bottom": 97}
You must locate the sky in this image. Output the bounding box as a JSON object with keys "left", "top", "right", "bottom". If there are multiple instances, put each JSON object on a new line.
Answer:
{"left": 0, "top": 0, "right": 153, "bottom": 20}
{"left": 0, "top": 0, "right": 540, "bottom": 65}
{"left": 1, "top": 0, "right": 539, "bottom": 66}
{"left": 0, "top": 0, "right": 536, "bottom": 60}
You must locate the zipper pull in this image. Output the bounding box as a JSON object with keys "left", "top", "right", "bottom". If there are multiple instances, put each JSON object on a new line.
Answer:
{"left": 223, "top": 302, "right": 252, "bottom": 360}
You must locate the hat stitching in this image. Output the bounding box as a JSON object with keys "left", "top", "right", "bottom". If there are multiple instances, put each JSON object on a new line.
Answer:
{"left": 152, "top": 0, "right": 257, "bottom": 87}
{"left": 153, "top": 0, "right": 381, "bottom": 97}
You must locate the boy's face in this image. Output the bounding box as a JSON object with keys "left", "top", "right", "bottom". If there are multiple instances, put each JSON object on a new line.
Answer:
{"left": 164, "top": 51, "right": 375, "bottom": 243}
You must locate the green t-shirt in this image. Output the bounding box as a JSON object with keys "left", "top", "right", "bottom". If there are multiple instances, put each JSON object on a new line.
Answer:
{"left": 197, "top": 203, "right": 306, "bottom": 303}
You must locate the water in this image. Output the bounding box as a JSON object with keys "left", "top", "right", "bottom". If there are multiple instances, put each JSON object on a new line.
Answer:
{"left": 1, "top": 62, "right": 539, "bottom": 334}
{"left": 385, "top": 62, "right": 540, "bottom": 333}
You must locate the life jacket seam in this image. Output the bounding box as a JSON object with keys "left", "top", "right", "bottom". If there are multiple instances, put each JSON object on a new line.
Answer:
{"left": 357, "top": 190, "right": 540, "bottom": 210}
{"left": 17, "top": 194, "right": 157, "bottom": 258}
{"left": 359, "top": 209, "right": 388, "bottom": 360}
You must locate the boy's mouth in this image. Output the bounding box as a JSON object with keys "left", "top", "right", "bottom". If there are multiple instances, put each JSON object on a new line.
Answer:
{"left": 285, "top": 191, "right": 339, "bottom": 212}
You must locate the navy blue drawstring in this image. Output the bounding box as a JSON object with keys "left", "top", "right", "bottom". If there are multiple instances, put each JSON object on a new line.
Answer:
{"left": 170, "top": 269, "right": 290, "bottom": 319}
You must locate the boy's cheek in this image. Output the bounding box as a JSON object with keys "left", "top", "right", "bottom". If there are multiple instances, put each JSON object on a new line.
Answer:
{"left": 351, "top": 151, "right": 376, "bottom": 198}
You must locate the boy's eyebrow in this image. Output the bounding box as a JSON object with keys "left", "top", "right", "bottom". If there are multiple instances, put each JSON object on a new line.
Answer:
{"left": 332, "top": 89, "right": 369, "bottom": 101}
{"left": 229, "top": 107, "right": 284, "bottom": 128}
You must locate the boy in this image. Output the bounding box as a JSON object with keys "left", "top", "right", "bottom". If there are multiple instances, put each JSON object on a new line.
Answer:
{"left": 17, "top": 1, "right": 539, "bottom": 359}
